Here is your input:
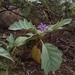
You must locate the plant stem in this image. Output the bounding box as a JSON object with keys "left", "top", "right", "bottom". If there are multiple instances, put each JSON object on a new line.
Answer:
{"left": 11, "top": 47, "right": 16, "bottom": 55}
{"left": 40, "top": 39, "right": 44, "bottom": 44}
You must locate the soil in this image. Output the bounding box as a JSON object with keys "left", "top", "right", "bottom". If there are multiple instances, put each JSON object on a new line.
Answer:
{"left": 0, "top": 25, "right": 75, "bottom": 75}
{"left": 0, "top": 6, "right": 75, "bottom": 75}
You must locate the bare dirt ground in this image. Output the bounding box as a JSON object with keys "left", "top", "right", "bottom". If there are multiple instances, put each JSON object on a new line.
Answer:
{"left": 0, "top": 26, "right": 75, "bottom": 75}
{"left": 0, "top": 8, "right": 75, "bottom": 75}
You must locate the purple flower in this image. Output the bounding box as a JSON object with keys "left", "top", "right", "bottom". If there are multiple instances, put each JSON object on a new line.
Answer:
{"left": 37, "top": 23, "right": 47, "bottom": 31}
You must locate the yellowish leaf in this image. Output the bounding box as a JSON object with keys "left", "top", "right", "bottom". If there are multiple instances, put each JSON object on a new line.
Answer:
{"left": 31, "top": 46, "right": 41, "bottom": 63}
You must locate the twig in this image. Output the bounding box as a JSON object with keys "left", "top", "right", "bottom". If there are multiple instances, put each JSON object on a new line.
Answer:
{"left": 23, "top": 67, "right": 30, "bottom": 75}
{"left": 43, "top": 10, "right": 51, "bottom": 24}
{"left": 0, "top": 9, "right": 7, "bottom": 13}
{"left": 0, "top": 5, "right": 19, "bottom": 13}
{"left": 40, "top": 39, "right": 44, "bottom": 44}
{"left": 65, "top": 65, "right": 75, "bottom": 75}
{"left": 2, "top": 6, "right": 25, "bottom": 18}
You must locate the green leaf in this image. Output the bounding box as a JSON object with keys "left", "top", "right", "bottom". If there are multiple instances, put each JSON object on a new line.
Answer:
{"left": 52, "top": 18, "right": 72, "bottom": 30}
{"left": 47, "top": 25, "right": 63, "bottom": 32}
{"left": 28, "top": 0, "right": 41, "bottom": 3}
{"left": 47, "top": 25, "right": 54, "bottom": 32}
{"left": 69, "top": 3, "right": 75, "bottom": 10}
{"left": 6, "top": 34, "right": 15, "bottom": 50}
{"left": 25, "top": 33, "right": 39, "bottom": 40}
{"left": 15, "top": 36, "right": 28, "bottom": 47}
{"left": 24, "top": 7, "right": 31, "bottom": 18}
{"left": 0, "top": 47, "right": 14, "bottom": 62}
{"left": 41, "top": 43, "right": 63, "bottom": 75}
{"left": 15, "top": 33, "right": 39, "bottom": 47}
{"left": 0, "top": 40, "right": 7, "bottom": 46}
{"left": 60, "top": 0, "right": 65, "bottom": 5}
{"left": 6, "top": 34, "right": 14, "bottom": 44}
{"left": 8, "top": 19, "right": 36, "bottom": 32}
{"left": 47, "top": 18, "right": 72, "bottom": 33}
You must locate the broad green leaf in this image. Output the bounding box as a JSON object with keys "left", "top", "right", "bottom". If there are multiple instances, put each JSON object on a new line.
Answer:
{"left": 41, "top": 43, "right": 63, "bottom": 75}
{"left": 25, "top": 33, "right": 34, "bottom": 37}
{"left": 0, "top": 47, "right": 14, "bottom": 62}
{"left": 8, "top": 19, "right": 36, "bottom": 32}
{"left": 47, "top": 18, "right": 72, "bottom": 33}
{"left": 52, "top": 18, "right": 72, "bottom": 30}
{"left": 6, "top": 34, "right": 14, "bottom": 44}
{"left": 25, "top": 33, "right": 39, "bottom": 40}
{"left": 23, "top": 33, "right": 39, "bottom": 41}
{"left": 15, "top": 36, "right": 28, "bottom": 47}
{"left": 24, "top": 7, "right": 31, "bottom": 18}
{"left": 15, "top": 33, "right": 34, "bottom": 47}
{"left": 15, "top": 33, "right": 39, "bottom": 47}
{"left": 47, "top": 25, "right": 63, "bottom": 32}
{"left": 31, "top": 46, "right": 41, "bottom": 63}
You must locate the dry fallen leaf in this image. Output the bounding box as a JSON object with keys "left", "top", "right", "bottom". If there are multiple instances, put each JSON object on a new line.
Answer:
{"left": 31, "top": 46, "right": 41, "bottom": 63}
